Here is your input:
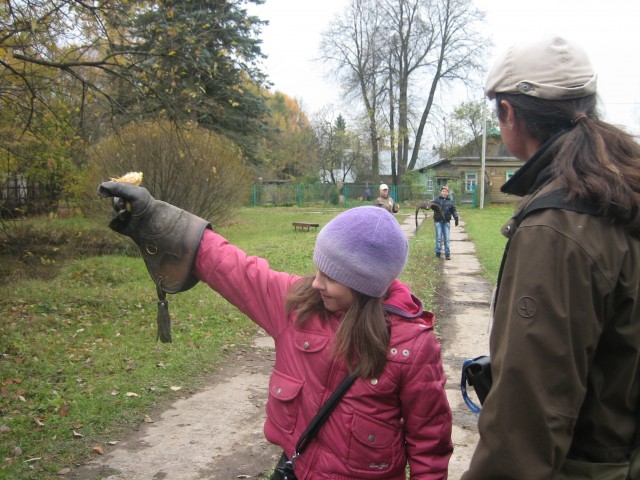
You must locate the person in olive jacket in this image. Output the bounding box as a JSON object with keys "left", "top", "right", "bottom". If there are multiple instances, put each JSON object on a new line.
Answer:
{"left": 462, "top": 36, "right": 640, "bottom": 479}
{"left": 375, "top": 183, "right": 399, "bottom": 213}
{"left": 431, "top": 185, "right": 458, "bottom": 260}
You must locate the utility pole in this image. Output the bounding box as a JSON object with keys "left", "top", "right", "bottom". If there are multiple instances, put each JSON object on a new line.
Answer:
{"left": 480, "top": 100, "right": 487, "bottom": 209}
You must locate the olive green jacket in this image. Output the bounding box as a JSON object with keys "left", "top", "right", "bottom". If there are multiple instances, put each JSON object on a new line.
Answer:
{"left": 463, "top": 133, "right": 640, "bottom": 479}
{"left": 375, "top": 195, "right": 398, "bottom": 213}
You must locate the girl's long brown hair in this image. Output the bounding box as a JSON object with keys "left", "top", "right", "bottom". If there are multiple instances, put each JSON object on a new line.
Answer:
{"left": 285, "top": 276, "right": 389, "bottom": 379}
{"left": 496, "top": 93, "right": 640, "bottom": 234}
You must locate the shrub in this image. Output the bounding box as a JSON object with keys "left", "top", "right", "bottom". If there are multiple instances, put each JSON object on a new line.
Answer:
{"left": 83, "top": 120, "right": 252, "bottom": 227}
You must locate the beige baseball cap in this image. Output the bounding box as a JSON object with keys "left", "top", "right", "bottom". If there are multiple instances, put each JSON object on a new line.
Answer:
{"left": 484, "top": 35, "right": 597, "bottom": 100}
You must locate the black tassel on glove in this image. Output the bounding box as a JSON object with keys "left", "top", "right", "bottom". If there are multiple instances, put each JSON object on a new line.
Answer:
{"left": 156, "top": 282, "right": 172, "bottom": 343}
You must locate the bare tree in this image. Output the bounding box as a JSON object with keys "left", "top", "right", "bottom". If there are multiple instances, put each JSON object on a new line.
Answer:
{"left": 433, "top": 100, "right": 497, "bottom": 158}
{"left": 382, "top": 0, "right": 435, "bottom": 178}
{"left": 319, "top": 0, "right": 387, "bottom": 184}
{"left": 401, "top": 0, "right": 488, "bottom": 172}
{"left": 313, "top": 110, "right": 342, "bottom": 184}
{"left": 321, "top": 0, "right": 488, "bottom": 183}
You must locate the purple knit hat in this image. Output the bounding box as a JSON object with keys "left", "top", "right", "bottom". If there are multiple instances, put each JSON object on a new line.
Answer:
{"left": 313, "top": 206, "right": 408, "bottom": 297}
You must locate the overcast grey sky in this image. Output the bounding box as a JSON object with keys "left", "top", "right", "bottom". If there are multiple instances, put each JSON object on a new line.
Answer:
{"left": 251, "top": 0, "right": 640, "bottom": 134}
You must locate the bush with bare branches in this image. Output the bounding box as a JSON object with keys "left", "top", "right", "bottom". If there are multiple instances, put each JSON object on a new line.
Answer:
{"left": 84, "top": 120, "right": 252, "bottom": 227}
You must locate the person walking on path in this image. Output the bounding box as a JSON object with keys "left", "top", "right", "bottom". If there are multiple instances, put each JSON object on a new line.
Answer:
{"left": 95, "top": 186, "right": 453, "bottom": 480}
{"left": 375, "top": 183, "right": 399, "bottom": 213}
{"left": 462, "top": 35, "right": 640, "bottom": 479}
{"left": 431, "top": 186, "right": 458, "bottom": 260}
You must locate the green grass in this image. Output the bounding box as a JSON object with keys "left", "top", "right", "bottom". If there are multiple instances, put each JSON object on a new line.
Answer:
{"left": 401, "top": 216, "right": 439, "bottom": 312}
{"left": 0, "top": 206, "right": 444, "bottom": 479}
{"left": 460, "top": 204, "right": 513, "bottom": 284}
{"left": 0, "top": 205, "right": 514, "bottom": 479}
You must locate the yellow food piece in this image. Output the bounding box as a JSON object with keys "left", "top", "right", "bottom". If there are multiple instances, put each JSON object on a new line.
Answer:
{"left": 111, "top": 171, "right": 143, "bottom": 185}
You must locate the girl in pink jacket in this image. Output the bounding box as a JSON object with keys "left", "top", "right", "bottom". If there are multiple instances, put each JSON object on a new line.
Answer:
{"left": 195, "top": 206, "right": 452, "bottom": 479}
{"left": 97, "top": 181, "right": 453, "bottom": 479}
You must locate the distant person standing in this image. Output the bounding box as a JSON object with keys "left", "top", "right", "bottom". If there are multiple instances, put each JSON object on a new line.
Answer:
{"left": 431, "top": 186, "right": 458, "bottom": 260}
{"left": 364, "top": 185, "right": 372, "bottom": 201}
{"left": 375, "top": 183, "right": 399, "bottom": 213}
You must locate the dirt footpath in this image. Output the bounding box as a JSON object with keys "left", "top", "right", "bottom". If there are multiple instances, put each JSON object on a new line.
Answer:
{"left": 71, "top": 213, "right": 491, "bottom": 480}
{"left": 70, "top": 339, "right": 281, "bottom": 480}
{"left": 433, "top": 217, "right": 492, "bottom": 478}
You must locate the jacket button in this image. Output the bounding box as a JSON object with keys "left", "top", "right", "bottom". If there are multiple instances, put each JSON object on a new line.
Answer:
{"left": 368, "top": 434, "right": 376, "bottom": 443}
{"left": 370, "top": 378, "right": 378, "bottom": 385}
{"left": 276, "top": 388, "right": 282, "bottom": 394}
{"left": 303, "top": 341, "right": 310, "bottom": 350}
{"left": 390, "top": 348, "right": 397, "bottom": 355}
{"left": 402, "top": 349, "right": 410, "bottom": 356}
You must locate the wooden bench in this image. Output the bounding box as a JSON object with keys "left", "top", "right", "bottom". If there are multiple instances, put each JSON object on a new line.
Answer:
{"left": 292, "top": 222, "right": 320, "bottom": 232}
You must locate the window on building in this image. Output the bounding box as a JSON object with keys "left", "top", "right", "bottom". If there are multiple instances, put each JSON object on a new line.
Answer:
{"left": 506, "top": 170, "right": 515, "bottom": 182}
{"left": 427, "top": 176, "right": 434, "bottom": 192}
{"left": 465, "top": 171, "right": 477, "bottom": 193}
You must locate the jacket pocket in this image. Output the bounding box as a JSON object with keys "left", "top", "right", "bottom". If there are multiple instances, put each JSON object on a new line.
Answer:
{"left": 292, "top": 330, "right": 329, "bottom": 353}
{"left": 347, "top": 411, "right": 400, "bottom": 474}
{"left": 266, "top": 369, "right": 304, "bottom": 434}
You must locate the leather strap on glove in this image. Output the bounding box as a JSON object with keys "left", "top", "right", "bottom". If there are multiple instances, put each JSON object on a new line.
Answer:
{"left": 98, "top": 181, "right": 211, "bottom": 342}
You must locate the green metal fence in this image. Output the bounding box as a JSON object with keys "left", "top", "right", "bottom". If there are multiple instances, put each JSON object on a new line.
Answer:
{"left": 250, "top": 183, "right": 441, "bottom": 207}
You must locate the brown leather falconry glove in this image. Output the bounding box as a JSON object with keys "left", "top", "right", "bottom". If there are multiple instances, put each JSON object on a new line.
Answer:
{"left": 98, "top": 181, "right": 211, "bottom": 342}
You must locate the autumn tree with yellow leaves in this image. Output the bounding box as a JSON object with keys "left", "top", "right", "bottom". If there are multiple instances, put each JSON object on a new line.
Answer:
{"left": 0, "top": 0, "right": 271, "bottom": 214}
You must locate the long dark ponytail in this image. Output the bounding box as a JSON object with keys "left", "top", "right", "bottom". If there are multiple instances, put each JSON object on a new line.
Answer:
{"left": 496, "top": 93, "right": 640, "bottom": 231}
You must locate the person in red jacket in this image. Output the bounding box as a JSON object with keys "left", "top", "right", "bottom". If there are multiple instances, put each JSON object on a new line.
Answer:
{"left": 96, "top": 183, "right": 453, "bottom": 480}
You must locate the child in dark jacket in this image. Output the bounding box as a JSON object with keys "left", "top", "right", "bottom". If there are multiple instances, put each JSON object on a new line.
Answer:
{"left": 431, "top": 185, "right": 459, "bottom": 260}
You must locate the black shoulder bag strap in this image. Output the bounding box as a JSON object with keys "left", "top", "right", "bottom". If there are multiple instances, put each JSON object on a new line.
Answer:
{"left": 277, "top": 373, "right": 356, "bottom": 478}
{"left": 277, "top": 302, "right": 420, "bottom": 478}
{"left": 277, "top": 303, "right": 412, "bottom": 478}
{"left": 494, "top": 188, "right": 598, "bottom": 305}
{"left": 516, "top": 188, "right": 599, "bottom": 220}
{"left": 294, "top": 373, "right": 357, "bottom": 456}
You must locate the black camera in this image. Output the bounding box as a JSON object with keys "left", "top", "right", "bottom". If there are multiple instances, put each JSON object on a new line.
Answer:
{"left": 461, "top": 355, "right": 492, "bottom": 413}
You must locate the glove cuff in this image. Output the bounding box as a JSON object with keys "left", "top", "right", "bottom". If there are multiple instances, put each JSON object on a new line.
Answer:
{"left": 137, "top": 202, "right": 211, "bottom": 294}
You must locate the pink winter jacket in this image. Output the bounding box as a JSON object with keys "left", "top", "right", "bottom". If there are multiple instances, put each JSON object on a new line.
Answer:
{"left": 194, "top": 230, "right": 453, "bottom": 479}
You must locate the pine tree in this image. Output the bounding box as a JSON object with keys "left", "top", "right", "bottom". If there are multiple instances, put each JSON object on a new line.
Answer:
{"left": 129, "top": 0, "right": 270, "bottom": 161}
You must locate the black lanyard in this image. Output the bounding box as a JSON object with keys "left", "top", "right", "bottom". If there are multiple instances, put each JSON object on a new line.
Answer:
{"left": 279, "top": 372, "right": 356, "bottom": 479}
